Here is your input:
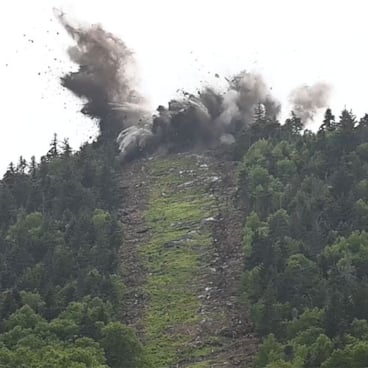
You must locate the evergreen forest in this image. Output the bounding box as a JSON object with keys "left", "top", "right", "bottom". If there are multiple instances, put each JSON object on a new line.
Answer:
{"left": 2, "top": 107, "right": 368, "bottom": 367}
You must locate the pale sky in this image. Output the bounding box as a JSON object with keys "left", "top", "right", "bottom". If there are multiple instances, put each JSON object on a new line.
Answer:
{"left": 1, "top": 0, "right": 368, "bottom": 174}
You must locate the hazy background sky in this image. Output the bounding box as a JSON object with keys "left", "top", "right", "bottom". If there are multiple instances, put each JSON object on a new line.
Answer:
{"left": 1, "top": 0, "right": 368, "bottom": 174}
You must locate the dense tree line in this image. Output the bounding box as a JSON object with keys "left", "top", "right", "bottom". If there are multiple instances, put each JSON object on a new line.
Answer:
{"left": 237, "top": 108, "right": 368, "bottom": 367}
{"left": 0, "top": 137, "right": 146, "bottom": 367}
{"left": 4, "top": 102, "right": 368, "bottom": 367}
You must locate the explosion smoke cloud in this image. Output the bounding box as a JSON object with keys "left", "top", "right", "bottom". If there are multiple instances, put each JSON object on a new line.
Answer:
{"left": 55, "top": 9, "right": 150, "bottom": 141}
{"left": 57, "top": 12, "right": 329, "bottom": 161}
{"left": 289, "top": 82, "right": 331, "bottom": 123}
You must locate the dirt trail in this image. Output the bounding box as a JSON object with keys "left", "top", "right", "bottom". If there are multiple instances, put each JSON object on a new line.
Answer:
{"left": 119, "top": 151, "right": 258, "bottom": 367}
{"left": 118, "top": 159, "right": 151, "bottom": 334}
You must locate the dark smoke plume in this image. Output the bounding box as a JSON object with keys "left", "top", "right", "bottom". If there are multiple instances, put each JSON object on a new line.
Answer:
{"left": 55, "top": 9, "right": 150, "bottom": 140}
{"left": 57, "top": 12, "right": 282, "bottom": 160}
{"left": 289, "top": 82, "right": 331, "bottom": 123}
{"left": 152, "top": 73, "right": 281, "bottom": 150}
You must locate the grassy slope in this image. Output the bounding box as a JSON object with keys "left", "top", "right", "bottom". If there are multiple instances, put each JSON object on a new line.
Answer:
{"left": 141, "top": 155, "right": 219, "bottom": 367}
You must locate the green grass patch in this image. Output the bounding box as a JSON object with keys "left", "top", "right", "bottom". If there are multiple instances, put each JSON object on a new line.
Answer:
{"left": 141, "top": 156, "right": 217, "bottom": 367}
{"left": 186, "top": 361, "right": 212, "bottom": 368}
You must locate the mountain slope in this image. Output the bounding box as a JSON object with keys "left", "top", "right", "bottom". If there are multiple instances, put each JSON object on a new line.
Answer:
{"left": 119, "top": 152, "right": 257, "bottom": 367}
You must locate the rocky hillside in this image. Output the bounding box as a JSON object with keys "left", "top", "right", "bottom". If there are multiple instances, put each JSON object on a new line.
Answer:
{"left": 119, "top": 151, "right": 257, "bottom": 367}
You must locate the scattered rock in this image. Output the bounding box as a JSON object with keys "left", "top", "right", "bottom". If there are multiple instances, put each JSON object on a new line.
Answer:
{"left": 136, "top": 227, "right": 150, "bottom": 234}
{"left": 209, "top": 176, "right": 220, "bottom": 183}
{"left": 178, "top": 180, "right": 195, "bottom": 188}
{"left": 163, "top": 238, "right": 191, "bottom": 248}
{"left": 188, "top": 230, "right": 199, "bottom": 236}
{"left": 202, "top": 216, "right": 217, "bottom": 224}
{"left": 170, "top": 221, "right": 193, "bottom": 230}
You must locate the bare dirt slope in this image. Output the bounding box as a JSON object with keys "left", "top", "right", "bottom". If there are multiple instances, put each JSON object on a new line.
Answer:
{"left": 119, "top": 151, "right": 257, "bottom": 367}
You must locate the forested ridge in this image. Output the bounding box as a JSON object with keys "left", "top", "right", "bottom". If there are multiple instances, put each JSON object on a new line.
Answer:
{"left": 0, "top": 137, "right": 147, "bottom": 367}
{"left": 2, "top": 106, "right": 368, "bottom": 367}
{"left": 237, "top": 108, "right": 368, "bottom": 367}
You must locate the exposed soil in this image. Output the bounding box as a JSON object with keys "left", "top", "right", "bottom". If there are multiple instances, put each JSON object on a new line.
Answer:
{"left": 118, "top": 150, "right": 258, "bottom": 367}
{"left": 118, "top": 158, "right": 151, "bottom": 336}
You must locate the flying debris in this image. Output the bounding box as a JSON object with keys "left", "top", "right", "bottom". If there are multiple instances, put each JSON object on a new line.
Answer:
{"left": 57, "top": 10, "right": 329, "bottom": 162}
{"left": 55, "top": 8, "right": 147, "bottom": 141}
{"left": 117, "top": 125, "right": 154, "bottom": 161}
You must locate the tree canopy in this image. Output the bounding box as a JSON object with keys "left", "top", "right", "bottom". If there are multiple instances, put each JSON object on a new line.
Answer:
{"left": 238, "top": 109, "right": 368, "bottom": 367}
{"left": 0, "top": 137, "right": 147, "bottom": 367}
